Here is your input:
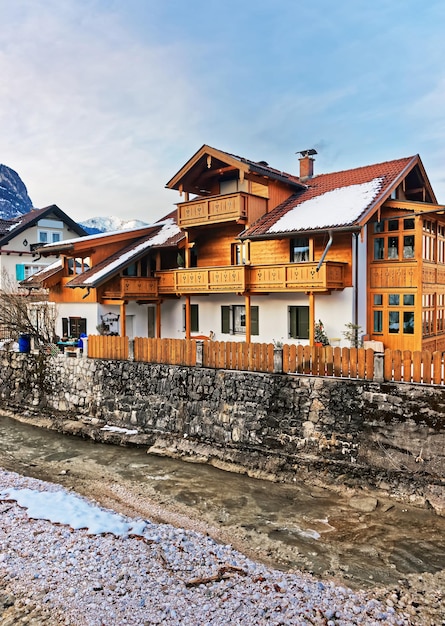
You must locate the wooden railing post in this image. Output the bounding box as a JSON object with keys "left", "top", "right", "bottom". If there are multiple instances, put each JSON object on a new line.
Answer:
{"left": 373, "top": 351, "right": 384, "bottom": 382}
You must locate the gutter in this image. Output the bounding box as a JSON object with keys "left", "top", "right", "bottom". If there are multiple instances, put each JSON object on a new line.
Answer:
{"left": 316, "top": 231, "right": 333, "bottom": 272}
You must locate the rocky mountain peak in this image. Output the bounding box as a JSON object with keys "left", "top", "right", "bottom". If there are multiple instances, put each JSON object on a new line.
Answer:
{"left": 0, "top": 164, "right": 33, "bottom": 219}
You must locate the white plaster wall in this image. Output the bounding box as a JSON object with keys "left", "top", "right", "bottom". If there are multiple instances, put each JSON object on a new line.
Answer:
{"left": 55, "top": 303, "right": 100, "bottom": 339}
{"left": 156, "top": 291, "right": 355, "bottom": 346}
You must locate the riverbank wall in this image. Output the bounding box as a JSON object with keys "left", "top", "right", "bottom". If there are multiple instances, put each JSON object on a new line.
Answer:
{"left": 1, "top": 352, "right": 444, "bottom": 512}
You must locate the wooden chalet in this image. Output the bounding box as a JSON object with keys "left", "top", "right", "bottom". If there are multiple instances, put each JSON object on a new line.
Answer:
{"left": 23, "top": 145, "right": 445, "bottom": 352}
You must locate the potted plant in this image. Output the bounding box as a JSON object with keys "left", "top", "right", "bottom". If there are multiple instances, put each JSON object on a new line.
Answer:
{"left": 342, "top": 322, "right": 363, "bottom": 348}
{"left": 314, "top": 319, "right": 329, "bottom": 346}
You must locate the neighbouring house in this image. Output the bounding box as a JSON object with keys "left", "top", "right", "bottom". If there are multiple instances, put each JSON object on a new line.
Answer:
{"left": 0, "top": 204, "right": 87, "bottom": 290}
{"left": 22, "top": 145, "right": 445, "bottom": 352}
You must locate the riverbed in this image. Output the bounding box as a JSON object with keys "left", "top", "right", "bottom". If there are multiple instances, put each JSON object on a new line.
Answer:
{"left": 1, "top": 413, "right": 445, "bottom": 593}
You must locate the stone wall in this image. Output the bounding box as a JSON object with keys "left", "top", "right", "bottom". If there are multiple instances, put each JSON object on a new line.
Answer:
{"left": 0, "top": 352, "right": 444, "bottom": 502}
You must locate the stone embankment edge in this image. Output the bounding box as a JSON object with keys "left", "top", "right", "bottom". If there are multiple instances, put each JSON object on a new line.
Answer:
{"left": 0, "top": 352, "right": 444, "bottom": 515}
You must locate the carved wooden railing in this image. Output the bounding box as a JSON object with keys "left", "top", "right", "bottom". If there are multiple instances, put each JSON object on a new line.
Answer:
{"left": 101, "top": 277, "right": 158, "bottom": 299}
{"left": 177, "top": 192, "right": 267, "bottom": 227}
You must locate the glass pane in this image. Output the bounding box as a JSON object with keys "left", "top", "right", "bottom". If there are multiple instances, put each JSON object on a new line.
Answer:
{"left": 374, "top": 221, "right": 384, "bottom": 233}
{"left": 388, "top": 220, "right": 399, "bottom": 231}
{"left": 388, "top": 236, "right": 399, "bottom": 259}
{"left": 389, "top": 311, "right": 400, "bottom": 333}
{"left": 403, "top": 235, "right": 414, "bottom": 258}
{"left": 403, "top": 294, "right": 415, "bottom": 306}
{"left": 374, "top": 238, "right": 384, "bottom": 260}
{"left": 291, "top": 238, "right": 309, "bottom": 262}
{"left": 373, "top": 311, "right": 383, "bottom": 333}
{"left": 389, "top": 294, "right": 400, "bottom": 306}
{"left": 374, "top": 294, "right": 383, "bottom": 305}
{"left": 404, "top": 218, "right": 415, "bottom": 230}
{"left": 403, "top": 311, "right": 414, "bottom": 334}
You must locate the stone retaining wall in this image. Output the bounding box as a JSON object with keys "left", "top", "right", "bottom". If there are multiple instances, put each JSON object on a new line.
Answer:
{"left": 0, "top": 353, "right": 444, "bottom": 505}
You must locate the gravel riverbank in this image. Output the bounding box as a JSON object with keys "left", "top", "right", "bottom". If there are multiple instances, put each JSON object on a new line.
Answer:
{"left": 0, "top": 468, "right": 444, "bottom": 625}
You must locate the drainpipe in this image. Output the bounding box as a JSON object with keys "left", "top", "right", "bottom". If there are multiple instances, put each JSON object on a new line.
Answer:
{"left": 353, "top": 231, "right": 359, "bottom": 334}
{"left": 316, "top": 231, "right": 333, "bottom": 272}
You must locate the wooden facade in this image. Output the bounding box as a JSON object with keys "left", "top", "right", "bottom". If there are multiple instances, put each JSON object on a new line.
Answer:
{"left": 26, "top": 145, "right": 445, "bottom": 353}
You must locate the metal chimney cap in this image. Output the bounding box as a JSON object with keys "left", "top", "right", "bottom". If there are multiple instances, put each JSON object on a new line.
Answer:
{"left": 297, "top": 148, "right": 317, "bottom": 157}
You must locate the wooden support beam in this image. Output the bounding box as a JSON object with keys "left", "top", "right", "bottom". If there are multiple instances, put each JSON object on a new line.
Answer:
{"left": 120, "top": 301, "right": 126, "bottom": 337}
{"left": 185, "top": 295, "right": 191, "bottom": 339}
{"left": 245, "top": 293, "right": 251, "bottom": 344}
{"left": 309, "top": 292, "right": 315, "bottom": 345}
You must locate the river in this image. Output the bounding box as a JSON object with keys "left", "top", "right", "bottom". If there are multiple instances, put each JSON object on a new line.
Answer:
{"left": 1, "top": 413, "right": 444, "bottom": 590}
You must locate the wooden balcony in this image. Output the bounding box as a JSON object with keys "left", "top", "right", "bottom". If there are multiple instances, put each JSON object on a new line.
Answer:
{"left": 157, "top": 266, "right": 247, "bottom": 294}
{"left": 177, "top": 192, "right": 267, "bottom": 228}
{"left": 101, "top": 276, "right": 159, "bottom": 299}
{"left": 157, "top": 261, "right": 346, "bottom": 295}
{"left": 247, "top": 262, "right": 347, "bottom": 292}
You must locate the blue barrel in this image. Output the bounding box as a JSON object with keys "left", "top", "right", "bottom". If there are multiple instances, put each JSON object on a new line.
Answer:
{"left": 18, "top": 334, "right": 31, "bottom": 353}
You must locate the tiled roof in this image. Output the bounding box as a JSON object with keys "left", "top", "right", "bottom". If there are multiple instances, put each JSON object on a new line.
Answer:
{"left": 242, "top": 156, "right": 418, "bottom": 238}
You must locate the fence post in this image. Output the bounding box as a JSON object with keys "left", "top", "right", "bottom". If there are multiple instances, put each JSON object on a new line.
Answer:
{"left": 373, "top": 351, "right": 384, "bottom": 383}
{"left": 128, "top": 338, "right": 134, "bottom": 362}
{"left": 273, "top": 347, "right": 283, "bottom": 373}
{"left": 196, "top": 340, "right": 204, "bottom": 367}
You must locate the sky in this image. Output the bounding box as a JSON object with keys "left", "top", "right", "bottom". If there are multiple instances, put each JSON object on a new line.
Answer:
{"left": 1, "top": 0, "right": 445, "bottom": 223}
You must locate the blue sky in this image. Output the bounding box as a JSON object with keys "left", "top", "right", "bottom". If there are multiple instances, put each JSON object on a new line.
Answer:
{"left": 1, "top": 0, "right": 444, "bottom": 222}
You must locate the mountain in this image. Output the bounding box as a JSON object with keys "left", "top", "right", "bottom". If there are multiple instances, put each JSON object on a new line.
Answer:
{"left": 79, "top": 216, "right": 149, "bottom": 234}
{"left": 0, "top": 164, "right": 33, "bottom": 219}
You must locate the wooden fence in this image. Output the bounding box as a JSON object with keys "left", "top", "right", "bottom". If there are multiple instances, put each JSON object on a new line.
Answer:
{"left": 282, "top": 345, "right": 375, "bottom": 380}
{"left": 87, "top": 335, "right": 129, "bottom": 360}
{"left": 133, "top": 337, "right": 197, "bottom": 367}
{"left": 85, "top": 336, "right": 445, "bottom": 386}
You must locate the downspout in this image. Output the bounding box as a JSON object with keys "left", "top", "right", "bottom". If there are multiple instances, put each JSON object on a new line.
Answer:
{"left": 316, "top": 231, "right": 333, "bottom": 272}
{"left": 353, "top": 231, "right": 359, "bottom": 337}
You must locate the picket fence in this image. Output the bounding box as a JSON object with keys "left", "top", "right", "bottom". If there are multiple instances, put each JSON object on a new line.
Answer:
{"left": 84, "top": 336, "right": 445, "bottom": 385}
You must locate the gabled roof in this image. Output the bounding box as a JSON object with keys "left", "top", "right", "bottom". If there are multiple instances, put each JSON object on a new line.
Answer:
{"left": 166, "top": 144, "right": 306, "bottom": 195}
{"left": 65, "top": 217, "right": 182, "bottom": 289}
{"left": 20, "top": 259, "right": 64, "bottom": 288}
{"left": 241, "top": 155, "right": 437, "bottom": 238}
{"left": 0, "top": 204, "right": 87, "bottom": 246}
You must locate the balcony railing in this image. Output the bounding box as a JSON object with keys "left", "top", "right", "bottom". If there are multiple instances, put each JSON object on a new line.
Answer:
{"left": 157, "top": 261, "right": 346, "bottom": 294}
{"left": 246, "top": 261, "right": 346, "bottom": 292}
{"left": 177, "top": 192, "right": 267, "bottom": 228}
{"left": 101, "top": 277, "right": 159, "bottom": 299}
{"left": 157, "top": 266, "right": 247, "bottom": 294}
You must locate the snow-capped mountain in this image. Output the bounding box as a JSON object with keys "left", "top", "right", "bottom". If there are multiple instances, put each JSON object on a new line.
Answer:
{"left": 0, "top": 164, "right": 33, "bottom": 219}
{"left": 79, "top": 216, "right": 149, "bottom": 234}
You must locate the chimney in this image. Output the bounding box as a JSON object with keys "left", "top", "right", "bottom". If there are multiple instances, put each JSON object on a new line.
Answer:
{"left": 297, "top": 148, "right": 317, "bottom": 181}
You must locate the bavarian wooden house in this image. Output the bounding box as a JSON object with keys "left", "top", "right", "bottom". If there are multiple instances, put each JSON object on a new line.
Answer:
{"left": 24, "top": 145, "right": 445, "bottom": 352}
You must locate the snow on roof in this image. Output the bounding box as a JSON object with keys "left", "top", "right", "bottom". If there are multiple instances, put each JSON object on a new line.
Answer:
{"left": 82, "top": 218, "right": 180, "bottom": 285}
{"left": 267, "top": 177, "right": 384, "bottom": 234}
{"left": 0, "top": 486, "right": 146, "bottom": 537}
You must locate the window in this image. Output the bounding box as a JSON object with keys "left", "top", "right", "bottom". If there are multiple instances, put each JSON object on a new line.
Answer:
{"left": 288, "top": 306, "right": 309, "bottom": 339}
{"left": 388, "top": 236, "right": 399, "bottom": 259}
{"left": 403, "top": 311, "right": 414, "bottom": 334}
{"left": 290, "top": 238, "right": 310, "bottom": 263}
{"left": 52, "top": 232, "right": 61, "bottom": 243}
{"left": 403, "top": 235, "right": 414, "bottom": 258}
{"left": 373, "top": 311, "right": 383, "bottom": 333}
{"left": 388, "top": 294, "right": 400, "bottom": 306}
{"left": 389, "top": 311, "right": 399, "bottom": 333}
{"left": 374, "top": 238, "right": 384, "bottom": 260}
{"left": 182, "top": 304, "right": 199, "bottom": 333}
{"left": 221, "top": 305, "right": 259, "bottom": 335}
{"left": 62, "top": 317, "right": 87, "bottom": 339}
{"left": 374, "top": 294, "right": 383, "bottom": 306}
{"left": 232, "top": 242, "right": 249, "bottom": 265}
{"left": 39, "top": 231, "right": 48, "bottom": 243}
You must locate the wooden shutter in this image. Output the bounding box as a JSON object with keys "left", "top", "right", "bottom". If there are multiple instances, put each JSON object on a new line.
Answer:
{"left": 62, "top": 318, "right": 68, "bottom": 337}
{"left": 191, "top": 304, "right": 199, "bottom": 333}
{"left": 221, "top": 306, "right": 231, "bottom": 334}
{"left": 15, "top": 264, "right": 25, "bottom": 281}
{"left": 289, "top": 306, "right": 297, "bottom": 338}
{"left": 251, "top": 306, "right": 259, "bottom": 335}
